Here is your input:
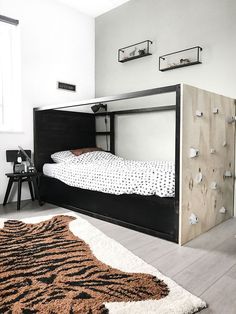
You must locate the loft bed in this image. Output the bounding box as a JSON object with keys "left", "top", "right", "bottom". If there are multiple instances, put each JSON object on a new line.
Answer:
{"left": 34, "top": 84, "right": 235, "bottom": 244}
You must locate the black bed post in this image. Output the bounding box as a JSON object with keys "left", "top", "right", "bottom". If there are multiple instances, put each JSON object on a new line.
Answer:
{"left": 110, "top": 113, "right": 115, "bottom": 154}
{"left": 174, "top": 84, "right": 181, "bottom": 243}
{"left": 33, "top": 108, "right": 38, "bottom": 172}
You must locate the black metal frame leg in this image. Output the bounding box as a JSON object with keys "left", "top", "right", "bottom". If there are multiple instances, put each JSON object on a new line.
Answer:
{"left": 32, "top": 176, "right": 43, "bottom": 206}
{"left": 17, "top": 178, "right": 22, "bottom": 211}
{"left": 28, "top": 180, "right": 35, "bottom": 201}
{"left": 3, "top": 177, "right": 14, "bottom": 206}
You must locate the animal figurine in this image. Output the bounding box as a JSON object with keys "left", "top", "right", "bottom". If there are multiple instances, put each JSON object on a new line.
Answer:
{"left": 180, "top": 58, "right": 190, "bottom": 64}
{"left": 129, "top": 47, "right": 137, "bottom": 57}
{"left": 121, "top": 50, "right": 128, "bottom": 60}
{"left": 138, "top": 49, "right": 146, "bottom": 56}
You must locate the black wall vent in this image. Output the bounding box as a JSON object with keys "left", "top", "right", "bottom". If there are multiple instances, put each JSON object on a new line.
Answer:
{"left": 57, "top": 81, "right": 76, "bottom": 92}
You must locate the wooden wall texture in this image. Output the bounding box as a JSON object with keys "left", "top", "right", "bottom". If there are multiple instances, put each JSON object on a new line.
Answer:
{"left": 179, "top": 84, "right": 235, "bottom": 244}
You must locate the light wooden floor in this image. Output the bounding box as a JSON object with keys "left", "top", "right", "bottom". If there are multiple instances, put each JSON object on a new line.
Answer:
{"left": 1, "top": 200, "right": 236, "bottom": 314}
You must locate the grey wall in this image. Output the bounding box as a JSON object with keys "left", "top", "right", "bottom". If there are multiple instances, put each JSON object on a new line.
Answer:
{"left": 95, "top": 0, "right": 236, "bottom": 99}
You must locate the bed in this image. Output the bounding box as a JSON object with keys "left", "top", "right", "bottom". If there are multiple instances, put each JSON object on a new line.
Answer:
{"left": 39, "top": 150, "right": 177, "bottom": 242}
{"left": 34, "top": 84, "right": 235, "bottom": 245}
{"left": 34, "top": 86, "right": 180, "bottom": 243}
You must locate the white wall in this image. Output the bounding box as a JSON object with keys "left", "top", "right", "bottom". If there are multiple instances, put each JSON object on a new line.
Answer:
{"left": 0, "top": 0, "right": 95, "bottom": 204}
{"left": 95, "top": 93, "right": 176, "bottom": 161}
{"left": 115, "top": 110, "right": 175, "bottom": 161}
{"left": 95, "top": 0, "right": 236, "bottom": 99}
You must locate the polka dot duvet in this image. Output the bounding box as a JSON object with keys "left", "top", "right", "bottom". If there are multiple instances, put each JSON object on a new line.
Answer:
{"left": 43, "top": 151, "right": 175, "bottom": 197}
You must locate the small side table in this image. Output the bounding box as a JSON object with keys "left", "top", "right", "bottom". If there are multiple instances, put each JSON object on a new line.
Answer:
{"left": 3, "top": 172, "right": 42, "bottom": 211}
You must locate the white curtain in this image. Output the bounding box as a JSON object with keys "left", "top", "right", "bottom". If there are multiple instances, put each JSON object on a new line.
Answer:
{"left": 0, "top": 21, "right": 22, "bottom": 132}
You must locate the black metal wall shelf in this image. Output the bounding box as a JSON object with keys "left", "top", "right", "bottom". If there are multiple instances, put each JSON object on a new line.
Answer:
{"left": 118, "top": 40, "right": 152, "bottom": 63}
{"left": 159, "top": 46, "right": 202, "bottom": 72}
{"left": 96, "top": 131, "right": 111, "bottom": 135}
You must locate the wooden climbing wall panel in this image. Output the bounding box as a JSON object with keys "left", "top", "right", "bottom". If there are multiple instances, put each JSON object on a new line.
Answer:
{"left": 179, "top": 84, "right": 235, "bottom": 244}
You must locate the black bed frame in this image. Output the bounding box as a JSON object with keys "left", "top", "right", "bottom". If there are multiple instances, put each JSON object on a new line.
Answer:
{"left": 34, "top": 84, "right": 181, "bottom": 243}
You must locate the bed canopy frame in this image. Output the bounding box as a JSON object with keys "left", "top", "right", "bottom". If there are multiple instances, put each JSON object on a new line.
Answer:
{"left": 34, "top": 84, "right": 235, "bottom": 244}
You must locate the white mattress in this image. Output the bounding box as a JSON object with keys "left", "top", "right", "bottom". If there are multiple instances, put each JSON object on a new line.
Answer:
{"left": 43, "top": 151, "right": 175, "bottom": 197}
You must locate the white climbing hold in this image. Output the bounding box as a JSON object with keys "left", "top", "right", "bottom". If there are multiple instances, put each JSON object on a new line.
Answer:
{"left": 196, "top": 110, "right": 203, "bottom": 117}
{"left": 210, "top": 148, "right": 216, "bottom": 154}
{"left": 224, "top": 170, "right": 232, "bottom": 178}
{"left": 210, "top": 181, "right": 218, "bottom": 190}
{"left": 219, "top": 207, "right": 227, "bottom": 214}
{"left": 212, "top": 108, "right": 219, "bottom": 114}
{"left": 227, "top": 116, "right": 236, "bottom": 124}
{"left": 222, "top": 141, "right": 227, "bottom": 147}
{"left": 189, "top": 213, "right": 199, "bottom": 225}
{"left": 195, "top": 173, "right": 203, "bottom": 184}
{"left": 189, "top": 147, "right": 199, "bottom": 158}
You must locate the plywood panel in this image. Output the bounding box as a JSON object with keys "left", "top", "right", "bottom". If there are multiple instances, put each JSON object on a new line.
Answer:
{"left": 179, "top": 85, "right": 235, "bottom": 244}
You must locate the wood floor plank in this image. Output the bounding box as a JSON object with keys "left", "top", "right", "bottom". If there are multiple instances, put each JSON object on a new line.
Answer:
{"left": 152, "top": 218, "right": 236, "bottom": 277}
{"left": 173, "top": 236, "right": 236, "bottom": 295}
{"left": 200, "top": 275, "right": 236, "bottom": 314}
{"left": 226, "top": 264, "right": 236, "bottom": 280}
{"left": 152, "top": 245, "right": 205, "bottom": 277}
{"left": 131, "top": 237, "right": 177, "bottom": 263}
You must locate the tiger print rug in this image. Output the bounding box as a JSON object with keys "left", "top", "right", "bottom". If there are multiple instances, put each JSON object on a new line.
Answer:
{"left": 0, "top": 213, "right": 207, "bottom": 313}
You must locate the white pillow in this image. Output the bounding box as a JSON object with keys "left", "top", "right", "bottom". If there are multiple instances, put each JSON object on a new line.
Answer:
{"left": 51, "top": 150, "right": 75, "bottom": 163}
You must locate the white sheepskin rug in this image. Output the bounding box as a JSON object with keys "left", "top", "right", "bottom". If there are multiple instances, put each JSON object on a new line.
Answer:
{"left": 0, "top": 212, "right": 207, "bottom": 313}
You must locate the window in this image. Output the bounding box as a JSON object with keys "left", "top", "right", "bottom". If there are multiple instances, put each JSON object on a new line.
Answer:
{"left": 0, "top": 16, "right": 22, "bottom": 132}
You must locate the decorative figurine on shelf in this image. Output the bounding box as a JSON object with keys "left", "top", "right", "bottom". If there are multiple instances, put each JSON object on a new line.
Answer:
{"left": 121, "top": 50, "right": 128, "bottom": 60}
{"left": 138, "top": 48, "right": 146, "bottom": 56}
{"left": 180, "top": 58, "right": 190, "bottom": 64}
{"left": 168, "top": 63, "right": 177, "bottom": 68}
{"left": 129, "top": 47, "right": 137, "bottom": 57}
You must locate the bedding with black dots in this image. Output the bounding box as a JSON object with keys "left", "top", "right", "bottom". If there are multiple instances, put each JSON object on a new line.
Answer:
{"left": 44, "top": 151, "right": 175, "bottom": 197}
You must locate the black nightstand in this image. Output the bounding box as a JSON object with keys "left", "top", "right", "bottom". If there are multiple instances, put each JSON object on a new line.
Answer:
{"left": 3, "top": 172, "right": 42, "bottom": 211}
